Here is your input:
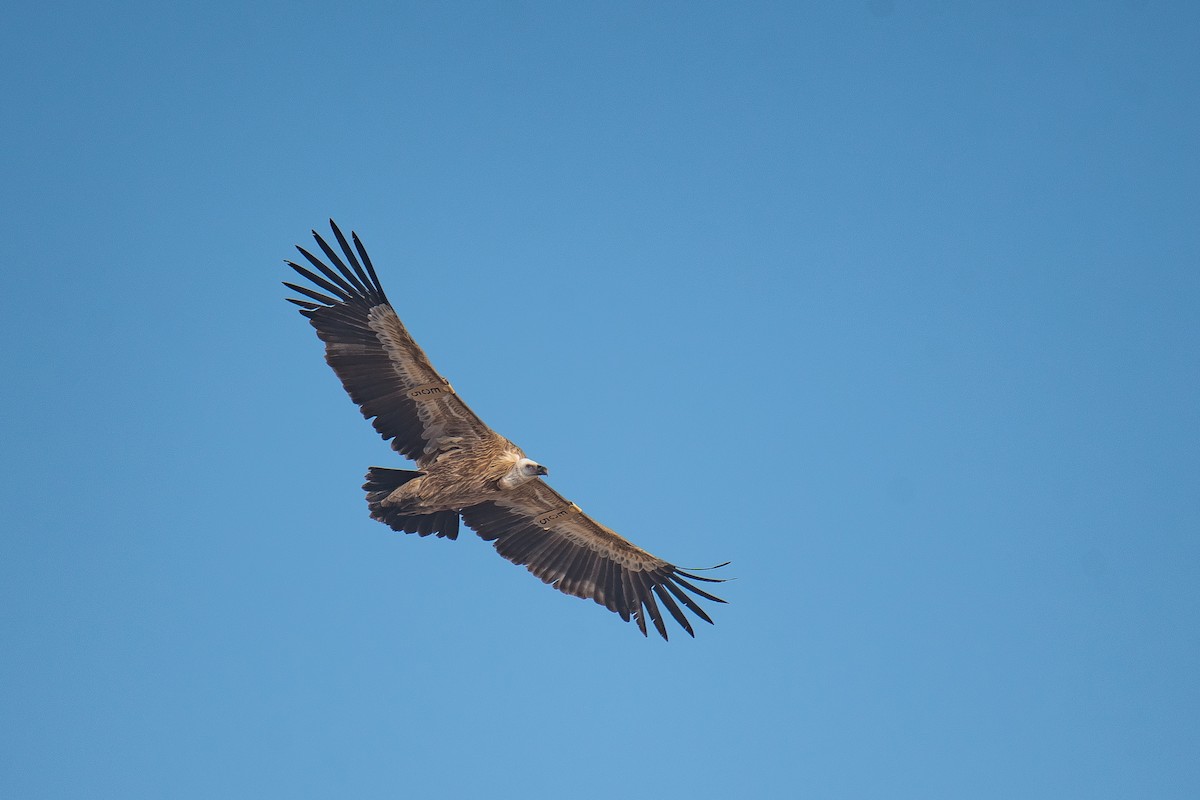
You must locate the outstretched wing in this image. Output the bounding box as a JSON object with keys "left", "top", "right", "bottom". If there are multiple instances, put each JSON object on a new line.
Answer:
{"left": 461, "top": 481, "right": 727, "bottom": 639}
{"left": 284, "top": 221, "right": 493, "bottom": 461}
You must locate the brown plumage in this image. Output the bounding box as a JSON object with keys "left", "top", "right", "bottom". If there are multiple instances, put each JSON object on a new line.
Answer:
{"left": 284, "top": 220, "right": 727, "bottom": 639}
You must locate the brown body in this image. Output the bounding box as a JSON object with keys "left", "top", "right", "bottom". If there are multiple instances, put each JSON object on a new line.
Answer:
{"left": 381, "top": 435, "right": 524, "bottom": 511}
{"left": 284, "top": 221, "right": 727, "bottom": 639}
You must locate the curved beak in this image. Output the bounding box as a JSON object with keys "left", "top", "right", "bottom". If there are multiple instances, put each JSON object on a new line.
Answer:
{"left": 535, "top": 464, "right": 549, "bottom": 476}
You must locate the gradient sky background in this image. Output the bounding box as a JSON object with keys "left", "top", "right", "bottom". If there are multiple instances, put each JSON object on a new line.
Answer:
{"left": 2, "top": 2, "right": 1198, "bottom": 798}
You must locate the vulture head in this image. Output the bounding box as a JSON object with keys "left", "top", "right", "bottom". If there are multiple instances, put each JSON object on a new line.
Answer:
{"left": 500, "top": 457, "right": 549, "bottom": 489}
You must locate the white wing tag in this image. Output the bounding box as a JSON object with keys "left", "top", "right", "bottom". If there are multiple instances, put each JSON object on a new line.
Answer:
{"left": 406, "top": 380, "right": 455, "bottom": 400}
{"left": 535, "top": 503, "right": 582, "bottom": 528}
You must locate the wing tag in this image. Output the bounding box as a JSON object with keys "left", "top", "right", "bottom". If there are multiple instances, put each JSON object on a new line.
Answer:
{"left": 535, "top": 502, "right": 582, "bottom": 528}
{"left": 406, "top": 380, "right": 455, "bottom": 400}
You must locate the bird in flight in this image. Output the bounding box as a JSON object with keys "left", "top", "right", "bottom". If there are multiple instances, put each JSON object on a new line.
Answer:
{"left": 283, "top": 221, "right": 727, "bottom": 639}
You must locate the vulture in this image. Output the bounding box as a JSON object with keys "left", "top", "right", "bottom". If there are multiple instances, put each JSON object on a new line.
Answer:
{"left": 283, "top": 221, "right": 727, "bottom": 639}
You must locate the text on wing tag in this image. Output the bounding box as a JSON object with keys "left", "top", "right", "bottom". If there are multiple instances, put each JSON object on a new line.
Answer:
{"left": 405, "top": 380, "right": 455, "bottom": 400}
{"left": 535, "top": 503, "right": 582, "bottom": 528}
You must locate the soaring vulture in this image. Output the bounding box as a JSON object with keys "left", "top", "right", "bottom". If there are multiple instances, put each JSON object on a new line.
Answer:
{"left": 284, "top": 221, "right": 727, "bottom": 639}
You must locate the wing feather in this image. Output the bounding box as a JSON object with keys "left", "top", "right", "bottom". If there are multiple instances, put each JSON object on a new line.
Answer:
{"left": 350, "top": 230, "right": 386, "bottom": 295}
{"left": 605, "top": 559, "right": 627, "bottom": 616}
{"left": 635, "top": 571, "right": 669, "bottom": 640}
{"left": 661, "top": 578, "right": 714, "bottom": 625}
{"left": 563, "top": 548, "right": 599, "bottom": 599}
{"left": 594, "top": 554, "right": 617, "bottom": 604}
{"left": 286, "top": 298, "right": 322, "bottom": 311}
{"left": 652, "top": 583, "right": 693, "bottom": 637}
{"left": 461, "top": 480, "right": 726, "bottom": 639}
{"left": 282, "top": 281, "right": 341, "bottom": 307}
{"left": 284, "top": 220, "right": 494, "bottom": 461}
{"left": 669, "top": 573, "right": 728, "bottom": 605}
{"left": 311, "top": 235, "right": 370, "bottom": 295}
{"left": 296, "top": 245, "right": 363, "bottom": 296}
{"left": 628, "top": 577, "right": 649, "bottom": 635}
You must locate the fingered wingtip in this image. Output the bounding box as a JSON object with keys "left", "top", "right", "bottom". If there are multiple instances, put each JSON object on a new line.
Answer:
{"left": 675, "top": 561, "right": 732, "bottom": 585}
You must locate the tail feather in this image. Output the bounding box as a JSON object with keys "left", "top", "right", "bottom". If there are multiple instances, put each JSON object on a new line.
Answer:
{"left": 363, "top": 467, "right": 460, "bottom": 540}
{"left": 363, "top": 466, "right": 424, "bottom": 503}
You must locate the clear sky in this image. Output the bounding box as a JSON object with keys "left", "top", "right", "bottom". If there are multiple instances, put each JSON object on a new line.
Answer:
{"left": 2, "top": 2, "right": 1197, "bottom": 798}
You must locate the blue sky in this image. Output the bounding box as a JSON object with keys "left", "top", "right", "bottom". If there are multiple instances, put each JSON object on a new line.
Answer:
{"left": 2, "top": 1, "right": 1198, "bottom": 797}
